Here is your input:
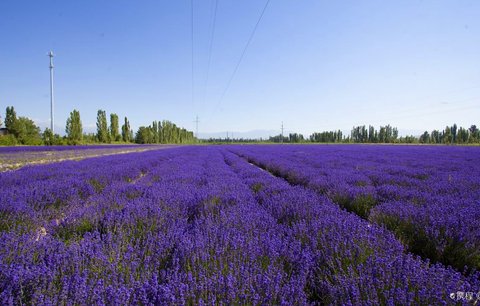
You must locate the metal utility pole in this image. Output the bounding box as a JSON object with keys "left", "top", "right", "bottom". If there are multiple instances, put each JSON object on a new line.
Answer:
{"left": 48, "top": 51, "right": 55, "bottom": 133}
{"left": 281, "top": 121, "right": 284, "bottom": 144}
{"left": 194, "top": 115, "right": 199, "bottom": 139}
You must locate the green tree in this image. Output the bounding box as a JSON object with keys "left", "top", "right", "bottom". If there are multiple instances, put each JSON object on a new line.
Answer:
{"left": 122, "top": 117, "right": 131, "bottom": 142}
{"left": 110, "top": 113, "right": 120, "bottom": 142}
{"left": 159, "top": 122, "right": 165, "bottom": 142}
{"left": 11, "top": 117, "right": 41, "bottom": 144}
{"left": 5, "top": 106, "right": 17, "bottom": 132}
{"left": 384, "top": 124, "right": 393, "bottom": 143}
{"left": 419, "top": 131, "right": 430, "bottom": 144}
{"left": 368, "top": 125, "right": 375, "bottom": 143}
{"left": 378, "top": 126, "right": 386, "bottom": 143}
{"left": 469, "top": 125, "right": 478, "bottom": 143}
{"left": 135, "top": 126, "right": 154, "bottom": 144}
{"left": 457, "top": 127, "right": 469, "bottom": 144}
{"left": 431, "top": 130, "right": 441, "bottom": 143}
{"left": 392, "top": 127, "right": 399, "bottom": 142}
{"left": 42, "top": 128, "right": 54, "bottom": 145}
{"left": 451, "top": 124, "right": 457, "bottom": 143}
{"left": 96, "top": 110, "right": 109, "bottom": 143}
{"left": 152, "top": 121, "right": 159, "bottom": 143}
{"left": 66, "top": 109, "right": 83, "bottom": 145}
{"left": 443, "top": 125, "right": 452, "bottom": 144}
{"left": 289, "top": 133, "right": 304, "bottom": 143}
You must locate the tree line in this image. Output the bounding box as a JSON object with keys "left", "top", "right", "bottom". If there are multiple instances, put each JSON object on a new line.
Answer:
{"left": 0, "top": 106, "right": 196, "bottom": 145}
{"left": 346, "top": 124, "right": 479, "bottom": 144}
{"left": 1, "top": 106, "right": 478, "bottom": 145}
{"left": 266, "top": 124, "right": 479, "bottom": 144}
{"left": 134, "top": 120, "right": 195, "bottom": 144}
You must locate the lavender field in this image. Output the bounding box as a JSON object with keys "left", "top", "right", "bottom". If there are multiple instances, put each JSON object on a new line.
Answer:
{"left": 1, "top": 145, "right": 479, "bottom": 305}
{"left": 0, "top": 145, "right": 168, "bottom": 172}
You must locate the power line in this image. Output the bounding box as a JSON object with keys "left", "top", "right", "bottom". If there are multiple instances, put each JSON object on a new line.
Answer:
{"left": 191, "top": 0, "right": 195, "bottom": 108}
{"left": 209, "top": 0, "right": 271, "bottom": 119}
{"left": 202, "top": 0, "right": 218, "bottom": 105}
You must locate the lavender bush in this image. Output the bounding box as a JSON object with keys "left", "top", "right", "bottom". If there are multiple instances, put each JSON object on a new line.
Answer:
{"left": 0, "top": 145, "right": 478, "bottom": 304}
{"left": 229, "top": 145, "right": 480, "bottom": 273}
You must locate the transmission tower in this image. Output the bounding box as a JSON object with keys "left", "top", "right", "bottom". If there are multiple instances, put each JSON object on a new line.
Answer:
{"left": 48, "top": 51, "right": 55, "bottom": 133}
{"left": 194, "top": 115, "right": 200, "bottom": 139}
{"left": 281, "top": 121, "right": 284, "bottom": 144}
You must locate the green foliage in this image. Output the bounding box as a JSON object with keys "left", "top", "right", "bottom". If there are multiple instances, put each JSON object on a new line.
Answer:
{"left": 457, "top": 127, "right": 469, "bottom": 144}
{"left": 135, "top": 120, "right": 195, "bottom": 144}
{"left": 54, "top": 218, "right": 95, "bottom": 244}
{"left": 0, "top": 134, "right": 17, "bottom": 145}
{"left": 121, "top": 116, "right": 131, "bottom": 142}
{"left": 451, "top": 123, "right": 458, "bottom": 143}
{"left": 469, "top": 125, "right": 479, "bottom": 143}
{"left": 66, "top": 109, "right": 83, "bottom": 145}
{"left": 96, "top": 109, "right": 109, "bottom": 143}
{"left": 159, "top": 120, "right": 195, "bottom": 144}
{"left": 399, "top": 135, "right": 417, "bottom": 143}
{"left": 4, "top": 103, "right": 477, "bottom": 146}
{"left": 42, "top": 128, "right": 54, "bottom": 145}
{"left": 350, "top": 124, "right": 398, "bottom": 143}
{"left": 89, "top": 178, "right": 106, "bottom": 193}
{"left": 419, "top": 131, "right": 430, "bottom": 143}
{"left": 269, "top": 134, "right": 289, "bottom": 143}
{"left": 309, "top": 123, "right": 480, "bottom": 145}
{"left": 10, "top": 116, "right": 41, "bottom": 145}
{"left": 110, "top": 113, "right": 120, "bottom": 141}
{"left": 333, "top": 193, "right": 377, "bottom": 219}
{"left": 152, "top": 120, "right": 159, "bottom": 143}
{"left": 54, "top": 135, "right": 68, "bottom": 145}
{"left": 5, "top": 106, "right": 17, "bottom": 131}
{"left": 135, "top": 126, "right": 155, "bottom": 144}
{"left": 2, "top": 105, "right": 199, "bottom": 146}
{"left": 310, "top": 130, "right": 343, "bottom": 143}
{"left": 443, "top": 125, "right": 452, "bottom": 144}
{"left": 2, "top": 106, "right": 41, "bottom": 145}
{"left": 288, "top": 133, "right": 304, "bottom": 143}
{"left": 372, "top": 213, "right": 480, "bottom": 272}
{"left": 0, "top": 211, "right": 35, "bottom": 235}
{"left": 431, "top": 130, "right": 441, "bottom": 143}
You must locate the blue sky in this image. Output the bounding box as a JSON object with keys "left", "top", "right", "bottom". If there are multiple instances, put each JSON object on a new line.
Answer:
{"left": 0, "top": 0, "right": 479, "bottom": 138}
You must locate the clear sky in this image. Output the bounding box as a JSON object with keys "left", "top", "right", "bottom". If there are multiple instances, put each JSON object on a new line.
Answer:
{"left": 0, "top": 0, "right": 479, "bottom": 138}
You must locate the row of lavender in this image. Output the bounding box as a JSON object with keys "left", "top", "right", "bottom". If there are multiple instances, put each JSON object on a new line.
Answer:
{"left": 229, "top": 145, "right": 480, "bottom": 273}
{"left": 0, "top": 146, "right": 478, "bottom": 304}
{"left": 0, "top": 144, "right": 164, "bottom": 172}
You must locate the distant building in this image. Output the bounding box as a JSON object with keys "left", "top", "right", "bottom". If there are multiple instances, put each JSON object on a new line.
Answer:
{"left": 0, "top": 128, "right": 8, "bottom": 136}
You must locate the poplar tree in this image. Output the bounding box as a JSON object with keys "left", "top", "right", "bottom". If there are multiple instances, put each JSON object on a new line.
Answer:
{"left": 122, "top": 116, "right": 131, "bottom": 142}
{"left": 96, "top": 110, "right": 109, "bottom": 143}
{"left": 5, "top": 106, "right": 17, "bottom": 132}
{"left": 66, "top": 109, "right": 83, "bottom": 145}
{"left": 110, "top": 113, "right": 120, "bottom": 141}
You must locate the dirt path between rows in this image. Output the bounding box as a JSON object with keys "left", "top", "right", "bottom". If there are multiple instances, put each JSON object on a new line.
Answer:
{"left": 0, "top": 145, "right": 176, "bottom": 172}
